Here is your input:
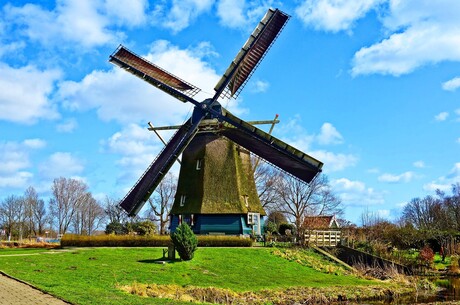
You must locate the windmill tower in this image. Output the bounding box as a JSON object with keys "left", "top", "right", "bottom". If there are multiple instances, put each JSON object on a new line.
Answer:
{"left": 109, "top": 8, "right": 323, "bottom": 235}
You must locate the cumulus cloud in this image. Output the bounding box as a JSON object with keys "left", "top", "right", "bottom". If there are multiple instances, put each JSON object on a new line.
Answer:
{"left": 104, "top": 0, "right": 148, "bottom": 27}
{"left": 378, "top": 171, "right": 416, "bottom": 183}
{"left": 295, "top": 0, "right": 384, "bottom": 32}
{"left": 317, "top": 122, "right": 343, "bottom": 145}
{"left": 0, "top": 63, "right": 61, "bottom": 124}
{"left": 424, "top": 162, "right": 460, "bottom": 192}
{"left": 249, "top": 80, "right": 270, "bottom": 93}
{"left": 352, "top": 0, "right": 460, "bottom": 76}
{"left": 331, "top": 177, "right": 385, "bottom": 206}
{"left": 102, "top": 123, "right": 163, "bottom": 184}
{"left": 413, "top": 161, "right": 425, "bottom": 168}
{"left": 56, "top": 118, "right": 78, "bottom": 133}
{"left": 152, "top": 0, "right": 214, "bottom": 33}
{"left": 310, "top": 150, "right": 358, "bottom": 172}
{"left": 38, "top": 152, "right": 85, "bottom": 179}
{"left": 435, "top": 112, "right": 449, "bottom": 121}
{"left": 0, "top": 139, "right": 45, "bottom": 188}
{"left": 442, "top": 77, "right": 460, "bottom": 92}
{"left": 4, "top": 1, "right": 119, "bottom": 49}
{"left": 216, "top": 0, "right": 272, "bottom": 29}
{"left": 58, "top": 40, "right": 230, "bottom": 124}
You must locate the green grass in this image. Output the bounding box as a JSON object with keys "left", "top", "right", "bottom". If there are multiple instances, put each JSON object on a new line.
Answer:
{"left": 0, "top": 247, "right": 383, "bottom": 305}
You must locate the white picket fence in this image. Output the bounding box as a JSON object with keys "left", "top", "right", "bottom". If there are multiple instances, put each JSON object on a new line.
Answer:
{"left": 305, "top": 230, "right": 341, "bottom": 247}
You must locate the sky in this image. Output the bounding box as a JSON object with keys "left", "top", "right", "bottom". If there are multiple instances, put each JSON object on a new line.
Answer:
{"left": 1, "top": 0, "right": 460, "bottom": 225}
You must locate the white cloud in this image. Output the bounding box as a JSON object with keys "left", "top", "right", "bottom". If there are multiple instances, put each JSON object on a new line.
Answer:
{"left": 275, "top": 117, "right": 356, "bottom": 172}
{"left": 317, "top": 122, "right": 343, "bottom": 145}
{"left": 423, "top": 162, "right": 460, "bottom": 192}
{"left": 442, "top": 77, "right": 460, "bottom": 91}
{"left": 56, "top": 118, "right": 78, "bottom": 133}
{"left": 38, "top": 152, "right": 85, "bottom": 179}
{"left": 104, "top": 0, "right": 148, "bottom": 26}
{"left": 310, "top": 150, "right": 358, "bottom": 172}
{"left": 295, "top": 0, "right": 384, "bottom": 32}
{"left": 331, "top": 177, "right": 385, "bottom": 206}
{"left": 4, "top": 0, "right": 129, "bottom": 49}
{"left": 435, "top": 112, "right": 449, "bottom": 121}
{"left": 23, "top": 139, "right": 47, "bottom": 149}
{"left": 216, "top": 0, "right": 271, "bottom": 29}
{"left": 378, "top": 171, "right": 416, "bottom": 183}
{"left": 249, "top": 80, "right": 270, "bottom": 93}
{"left": 58, "top": 40, "right": 229, "bottom": 124}
{"left": 0, "top": 63, "right": 61, "bottom": 124}
{"left": 0, "top": 139, "right": 45, "bottom": 188}
{"left": 152, "top": 0, "right": 214, "bottom": 33}
{"left": 352, "top": 0, "right": 460, "bottom": 76}
{"left": 413, "top": 161, "right": 425, "bottom": 168}
{"left": 102, "top": 124, "right": 163, "bottom": 183}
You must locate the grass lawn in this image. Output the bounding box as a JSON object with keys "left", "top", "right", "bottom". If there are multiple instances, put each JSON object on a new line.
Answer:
{"left": 0, "top": 247, "right": 385, "bottom": 305}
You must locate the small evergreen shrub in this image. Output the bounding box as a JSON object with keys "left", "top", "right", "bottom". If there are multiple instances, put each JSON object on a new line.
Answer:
{"left": 171, "top": 223, "right": 197, "bottom": 261}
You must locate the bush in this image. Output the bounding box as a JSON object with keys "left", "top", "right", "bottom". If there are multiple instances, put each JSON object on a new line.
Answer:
{"left": 135, "top": 220, "right": 157, "bottom": 236}
{"left": 264, "top": 221, "right": 278, "bottom": 234}
{"left": 105, "top": 222, "right": 126, "bottom": 235}
{"left": 279, "top": 223, "right": 296, "bottom": 236}
{"left": 419, "top": 245, "right": 434, "bottom": 268}
{"left": 60, "top": 234, "right": 253, "bottom": 248}
{"left": 171, "top": 224, "right": 198, "bottom": 261}
{"left": 61, "top": 234, "right": 171, "bottom": 247}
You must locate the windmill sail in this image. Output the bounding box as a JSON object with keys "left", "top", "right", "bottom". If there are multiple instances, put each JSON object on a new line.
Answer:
{"left": 120, "top": 118, "right": 201, "bottom": 216}
{"left": 109, "top": 45, "right": 201, "bottom": 104}
{"left": 220, "top": 111, "right": 323, "bottom": 183}
{"left": 214, "top": 8, "right": 289, "bottom": 99}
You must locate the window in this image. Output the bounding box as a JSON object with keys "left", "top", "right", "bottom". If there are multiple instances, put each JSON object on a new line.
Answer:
{"left": 180, "top": 195, "right": 186, "bottom": 207}
{"left": 247, "top": 212, "right": 259, "bottom": 225}
{"left": 196, "top": 159, "right": 202, "bottom": 170}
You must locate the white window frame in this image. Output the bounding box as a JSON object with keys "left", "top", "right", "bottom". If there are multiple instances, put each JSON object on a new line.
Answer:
{"left": 247, "top": 212, "right": 259, "bottom": 225}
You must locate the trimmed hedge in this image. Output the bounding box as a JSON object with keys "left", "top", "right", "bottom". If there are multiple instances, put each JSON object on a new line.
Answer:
{"left": 61, "top": 234, "right": 253, "bottom": 247}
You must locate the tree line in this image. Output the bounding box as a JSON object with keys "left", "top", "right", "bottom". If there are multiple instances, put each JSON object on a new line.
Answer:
{"left": 0, "top": 163, "right": 343, "bottom": 241}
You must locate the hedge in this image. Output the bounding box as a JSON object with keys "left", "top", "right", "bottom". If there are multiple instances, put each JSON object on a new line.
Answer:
{"left": 61, "top": 234, "right": 253, "bottom": 247}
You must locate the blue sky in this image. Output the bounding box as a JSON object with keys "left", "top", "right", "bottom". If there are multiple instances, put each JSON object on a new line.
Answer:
{"left": 1, "top": 0, "right": 460, "bottom": 224}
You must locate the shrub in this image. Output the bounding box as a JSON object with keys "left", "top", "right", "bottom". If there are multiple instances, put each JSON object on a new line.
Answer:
{"left": 105, "top": 222, "right": 126, "bottom": 235}
{"left": 279, "top": 223, "right": 296, "bottom": 236}
{"left": 419, "top": 245, "right": 434, "bottom": 268}
{"left": 135, "top": 220, "right": 157, "bottom": 236}
{"left": 264, "top": 221, "right": 278, "bottom": 234}
{"left": 60, "top": 234, "right": 253, "bottom": 247}
{"left": 171, "top": 223, "right": 197, "bottom": 261}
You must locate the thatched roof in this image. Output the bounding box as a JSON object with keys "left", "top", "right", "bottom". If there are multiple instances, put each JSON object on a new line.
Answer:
{"left": 303, "top": 215, "right": 339, "bottom": 229}
{"left": 171, "top": 133, "right": 265, "bottom": 215}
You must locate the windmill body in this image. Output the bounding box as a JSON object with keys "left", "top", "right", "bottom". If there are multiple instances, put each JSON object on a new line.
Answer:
{"left": 170, "top": 131, "right": 265, "bottom": 235}
{"left": 109, "top": 8, "right": 323, "bottom": 235}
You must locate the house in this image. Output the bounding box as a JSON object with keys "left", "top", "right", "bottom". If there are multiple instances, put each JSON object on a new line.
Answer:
{"left": 303, "top": 215, "right": 340, "bottom": 230}
{"left": 303, "top": 215, "right": 341, "bottom": 246}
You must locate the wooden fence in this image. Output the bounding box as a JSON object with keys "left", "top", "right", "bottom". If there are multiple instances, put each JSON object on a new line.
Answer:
{"left": 305, "top": 230, "right": 341, "bottom": 247}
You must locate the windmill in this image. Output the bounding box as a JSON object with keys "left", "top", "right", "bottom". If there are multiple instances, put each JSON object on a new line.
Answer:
{"left": 109, "top": 8, "right": 323, "bottom": 235}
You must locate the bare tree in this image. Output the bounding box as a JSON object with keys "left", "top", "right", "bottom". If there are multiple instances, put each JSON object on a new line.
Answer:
{"left": 275, "top": 173, "right": 341, "bottom": 237}
{"left": 253, "top": 161, "right": 281, "bottom": 212}
{"left": 146, "top": 173, "right": 176, "bottom": 234}
{"left": 0, "top": 195, "right": 24, "bottom": 241}
{"left": 49, "top": 177, "right": 89, "bottom": 235}
{"left": 24, "top": 186, "right": 47, "bottom": 237}
{"left": 104, "top": 196, "right": 128, "bottom": 224}
{"left": 72, "top": 193, "right": 105, "bottom": 235}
